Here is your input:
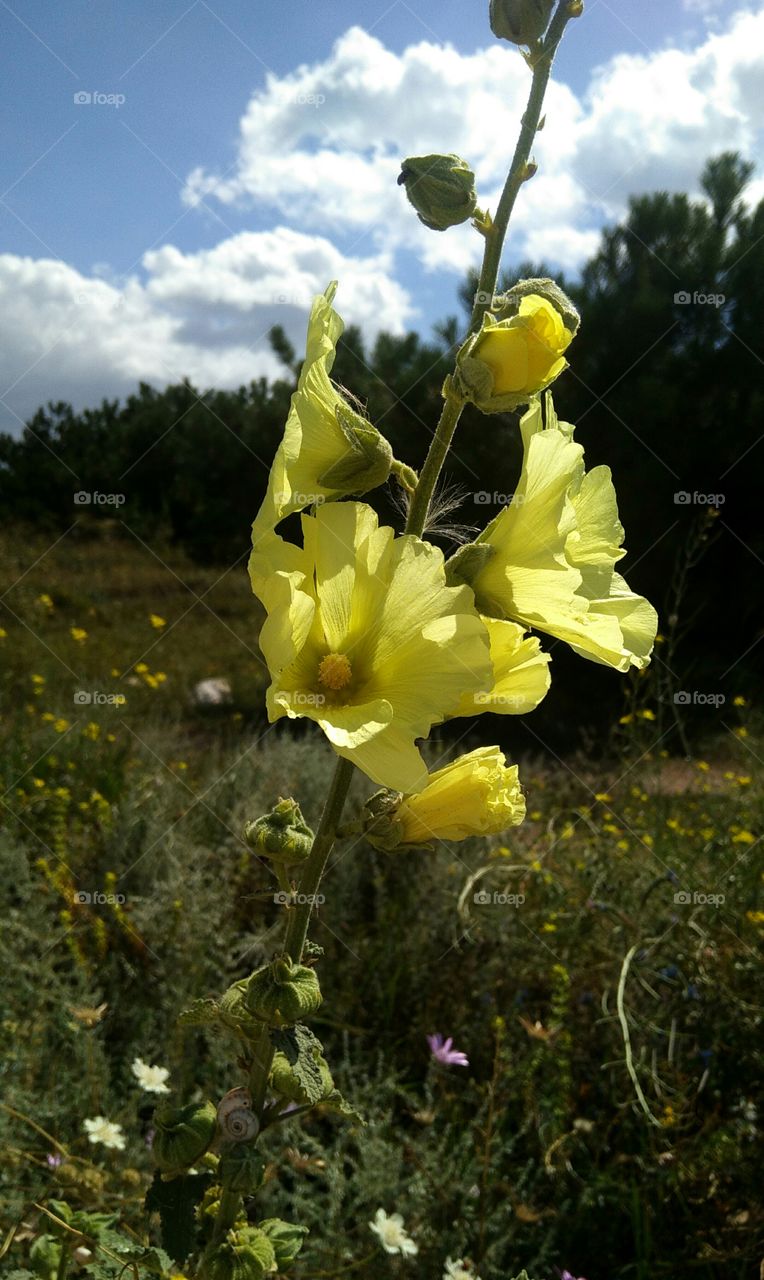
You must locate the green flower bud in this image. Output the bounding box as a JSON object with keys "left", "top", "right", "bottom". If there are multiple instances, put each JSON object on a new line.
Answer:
{"left": 259, "top": 1219, "right": 309, "bottom": 1269}
{"left": 219, "top": 979, "right": 263, "bottom": 1043}
{"left": 153, "top": 1100, "right": 217, "bottom": 1175}
{"left": 206, "top": 1227, "right": 276, "bottom": 1280}
{"left": 244, "top": 955, "right": 322, "bottom": 1028}
{"left": 398, "top": 153, "right": 477, "bottom": 231}
{"left": 361, "top": 788, "right": 405, "bottom": 852}
{"left": 244, "top": 798, "right": 314, "bottom": 865}
{"left": 493, "top": 276, "right": 580, "bottom": 337}
{"left": 489, "top": 0, "right": 554, "bottom": 44}
{"left": 271, "top": 1045, "right": 334, "bottom": 1104}
{"left": 218, "top": 1145, "right": 266, "bottom": 1195}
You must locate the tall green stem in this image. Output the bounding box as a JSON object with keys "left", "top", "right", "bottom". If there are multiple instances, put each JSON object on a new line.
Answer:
{"left": 406, "top": 0, "right": 576, "bottom": 539}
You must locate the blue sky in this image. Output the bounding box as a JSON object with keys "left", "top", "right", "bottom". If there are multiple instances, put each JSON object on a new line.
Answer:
{"left": 0, "top": 0, "right": 761, "bottom": 431}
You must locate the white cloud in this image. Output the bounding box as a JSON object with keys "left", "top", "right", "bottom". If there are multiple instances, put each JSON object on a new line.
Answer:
{"left": 2, "top": 9, "right": 763, "bottom": 431}
{"left": 0, "top": 231, "right": 412, "bottom": 432}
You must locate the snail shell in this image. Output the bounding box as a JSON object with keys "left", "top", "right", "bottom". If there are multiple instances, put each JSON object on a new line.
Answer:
{"left": 217, "top": 1086, "right": 260, "bottom": 1143}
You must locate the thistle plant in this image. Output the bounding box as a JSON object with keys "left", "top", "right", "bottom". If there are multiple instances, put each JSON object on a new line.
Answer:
{"left": 145, "top": 4, "right": 657, "bottom": 1276}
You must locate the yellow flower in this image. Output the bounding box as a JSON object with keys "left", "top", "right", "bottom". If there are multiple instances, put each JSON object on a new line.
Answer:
{"left": 251, "top": 501, "right": 491, "bottom": 791}
{"left": 83, "top": 722, "right": 100, "bottom": 741}
{"left": 251, "top": 283, "right": 392, "bottom": 547}
{"left": 0, "top": 627, "right": 7, "bottom": 638}
{"left": 746, "top": 910, "right": 764, "bottom": 925}
{"left": 733, "top": 695, "right": 747, "bottom": 707}
{"left": 53, "top": 718, "right": 70, "bottom": 733}
{"left": 134, "top": 663, "right": 149, "bottom": 674}
{"left": 70, "top": 627, "right": 87, "bottom": 644}
{"left": 456, "top": 295, "right": 573, "bottom": 411}
{"left": 150, "top": 614, "right": 167, "bottom": 629}
{"left": 32, "top": 777, "right": 45, "bottom": 789}
{"left": 732, "top": 830, "right": 756, "bottom": 845}
{"left": 366, "top": 747, "right": 525, "bottom": 846}
{"left": 31, "top": 674, "right": 45, "bottom": 686}
{"left": 454, "top": 616, "right": 550, "bottom": 716}
{"left": 37, "top": 593, "right": 54, "bottom": 609}
{"left": 639, "top": 709, "right": 656, "bottom": 721}
{"left": 462, "top": 396, "right": 657, "bottom": 671}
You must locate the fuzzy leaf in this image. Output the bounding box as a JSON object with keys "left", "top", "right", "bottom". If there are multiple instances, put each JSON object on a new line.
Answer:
{"left": 270, "top": 1024, "right": 326, "bottom": 1105}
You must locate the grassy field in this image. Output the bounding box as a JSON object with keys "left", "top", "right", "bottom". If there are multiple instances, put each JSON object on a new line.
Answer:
{"left": 1, "top": 526, "right": 762, "bottom": 1280}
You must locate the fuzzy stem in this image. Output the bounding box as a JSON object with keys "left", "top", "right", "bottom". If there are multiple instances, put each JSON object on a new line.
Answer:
{"left": 405, "top": 0, "right": 576, "bottom": 539}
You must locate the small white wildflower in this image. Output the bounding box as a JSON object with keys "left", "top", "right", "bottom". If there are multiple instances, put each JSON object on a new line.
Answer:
{"left": 444, "top": 1258, "right": 482, "bottom": 1280}
{"left": 369, "top": 1208, "right": 418, "bottom": 1257}
{"left": 131, "top": 1056, "right": 171, "bottom": 1094}
{"left": 83, "top": 1116, "right": 126, "bottom": 1150}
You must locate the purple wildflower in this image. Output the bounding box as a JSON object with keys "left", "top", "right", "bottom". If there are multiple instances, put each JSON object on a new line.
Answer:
{"left": 46, "top": 1153, "right": 63, "bottom": 1168}
{"left": 426, "top": 1033, "right": 469, "bottom": 1067}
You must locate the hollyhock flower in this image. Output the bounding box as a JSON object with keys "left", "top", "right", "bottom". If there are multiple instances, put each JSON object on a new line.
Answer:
{"left": 83, "top": 1116, "right": 126, "bottom": 1150}
{"left": 131, "top": 1057, "right": 171, "bottom": 1094}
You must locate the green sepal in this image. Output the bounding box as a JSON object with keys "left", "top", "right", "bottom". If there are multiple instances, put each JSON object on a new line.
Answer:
{"left": 244, "top": 797, "right": 314, "bottom": 866}
{"left": 152, "top": 1100, "right": 217, "bottom": 1175}
{"left": 258, "top": 1218, "right": 309, "bottom": 1269}
{"left": 321, "top": 1087, "right": 366, "bottom": 1124}
{"left": 493, "top": 276, "right": 580, "bottom": 335}
{"left": 398, "top": 153, "right": 477, "bottom": 231}
{"left": 244, "top": 955, "right": 322, "bottom": 1028}
{"left": 444, "top": 541, "right": 496, "bottom": 590}
{"left": 206, "top": 1226, "right": 276, "bottom": 1280}
{"left": 317, "top": 400, "right": 393, "bottom": 492}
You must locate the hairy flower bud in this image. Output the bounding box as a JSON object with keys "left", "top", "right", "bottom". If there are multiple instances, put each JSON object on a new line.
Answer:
{"left": 152, "top": 1100, "right": 217, "bottom": 1175}
{"left": 244, "top": 797, "right": 313, "bottom": 865}
{"left": 398, "top": 153, "right": 477, "bottom": 231}
{"left": 489, "top": 0, "right": 554, "bottom": 44}
{"left": 243, "top": 955, "right": 322, "bottom": 1027}
{"left": 455, "top": 293, "right": 574, "bottom": 412}
{"left": 259, "top": 1219, "right": 309, "bottom": 1269}
{"left": 493, "top": 277, "right": 580, "bottom": 337}
{"left": 205, "top": 1226, "right": 276, "bottom": 1280}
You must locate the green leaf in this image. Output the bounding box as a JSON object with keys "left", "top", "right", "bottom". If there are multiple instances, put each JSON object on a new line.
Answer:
{"left": 177, "top": 997, "right": 222, "bottom": 1027}
{"left": 270, "top": 1025, "right": 327, "bottom": 1105}
{"left": 144, "top": 1169, "right": 212, "bottom": 1265}
{"left": 320, "top": 1088, "right": 365, "bottom": 1124}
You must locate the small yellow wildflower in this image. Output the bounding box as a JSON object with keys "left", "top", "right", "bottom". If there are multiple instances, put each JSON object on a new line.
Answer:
{"left": 639, "top": 709, "right": 656, "bottom": 721}
{"left": 37, "top": 593, "right": 54, "bottom": 609}
{"left": 149, "top": 614, "right": 166, "bottom": 629}
{"left": 619, "top": 714, "right": 634, "bottom": 726}
{"left": 735, "top": 726, "right": 749, "bottom": 739}
{"left": 54, "top": 719, "right": 70, "bottom": 733}
{"left": 595, "top": 792, "right": 612, "bottom": 803}
{"left": 733, "top": 695, "right": 746, "bottom": 707}
{"left": 541, "top": 921, "right": 557, "bottom": 933}
{"left": 0, "top": 627, "right": 7, "bottom": 639}
{"left": 106, "top": 733, "right": 116, "bottom": 743}
{"left": 83, "top": 723, "right": 100, "bottom": 741}
{"left": 154, "top": 672, "right": 167, "bottom": 684}
{"left": 32, "top": 778, "right": 45, "bottom": 789}
{"left": 732, "top": 830, "right": 756, "bottom": 845}
{"left": 736, "top": 776, "right": 751, "bottom": 786}
{"left": 134, "top": 663, "right": 149, "bottom": 674}
{"left": 616, "top": 839, "right": 629, "bottom": 851}
{"left": 70, "top": 627, "right": 88, "bottom": 644}
{"left": 746, "top": 911, "right": 764, "bottom": 925}
{"left": 32, "top": 674, "right": 45, "bottom": 686}
{"left": 41, "top": 712, "right": 55, "bottom": 722}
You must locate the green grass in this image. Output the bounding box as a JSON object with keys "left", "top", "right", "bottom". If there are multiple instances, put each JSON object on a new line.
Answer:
{"left": 1, "top": 528, "right": 762, "bottom": 1280}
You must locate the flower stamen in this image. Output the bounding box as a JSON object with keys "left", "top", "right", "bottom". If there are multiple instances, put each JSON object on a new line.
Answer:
{"left": 318, "top": 652, "right": 353, "bottom": 691}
